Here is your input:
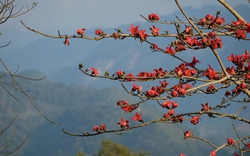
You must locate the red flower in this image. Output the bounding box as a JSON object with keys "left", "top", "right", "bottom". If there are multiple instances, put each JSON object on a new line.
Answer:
{"left": 186, "top": 56, "right": 200, "bottom": 68}
{"left": 91, "top": 67, "right": 98, "bottom": 76}
{"left": 235, "top": 29, "right": 246, "bottom": 40}
{"left": 124, "top": 73, "right": 135, "bottom": 81}
{"left": 148, "top": 13, "right": 160, "bottom": 21}
{"left": 203, "top": 65, "right": 218, "bottom": 79}
{"left": 166, "top": 46, "right": 176, "bottom": 55}
{"left": 145, "top": 89, "right": 159, "bottom": 97}
{"left": 210, "top": 37, "right": 223, "bottom": 49}
{"left": 234, "top": 153, "right": 240, "bottom": 156}
{"left": 208, "top": 31, "right": 216, "bottom": 38}
{"left": 227, "top": 138, "right": 235, "bottom": 145}
{"left": 132, "top": 83, "right": 142, "bottom": 93}
{"left": 179, "top": 154, "right": 186, "bottom": 156}
{"left": 159, "top": 80, "right": 169, "bottom": 88}
{"left": 171, "top": 90, "right": 178, "bottom": 97}
{"left": 99, "top": 124, "right": 106, "bottom": 131}
{"left": 210, "top": 150, "right": 216, "bottom": 156}
{"left": 246, "top": 23, "right": 250, "bottom": 33}
{"left": 201, "top": 102, "right": 211, "bottom": 111}
{"left": 183, "top": 131, "right": 193, "bottom": 139}
{"left": 149, "top": 25, "right": 160, "bottom": 36}
{"left": 226, "top": 66, "right": 235, "bottom": 75}
{"left": 116, "top": 70, "right": 124, "bottom": 78}
{"left": 93, "top": 126, "right": 99, "bottom": 131}
{"left": 190, "top": 116, "right": 200, "bottom": 125}
{"left": 237, "top": 82, "right": 247, "bottom": 90}
{"left": 232, "top": 19, "right": 245, "bottom": 27}
{"left": 95, "top": 29, "right": 103, "bottom": 35}
{"left": 77, "top": 28, "right": 85, "bottom": 36}
{"left": 246, "top": 142, "right": 250, "bottom": 148}
{"left": 161, "top": 100, "right": 171, "bottom": 109}
{"left": 63, "top": 38, "right": 70, "bottom": 45}
{"left": 117, "top": 118, "right": 129, "bottom": 129}
{"left": 167, "top": 109, "right": 175, "bottom": 116}
{"left": 128, "top": 24, "right": 139, "bottom": 36}
{"left": 138, "top": 29, "right": 147, "bottom": 41}
{"left": 207, "top": 85, "right": 216, "bottom": 93}
{"left": 150, "top": 43, "right": 159, "bottom": 51}
{"left": 132, "top": 112, "right": 143, "bottom": 122}
{"left": 224, "top": 91, "right": 231, "bottom": 97}
{"left": 172, "top": 102, "right": 178, "bottom": 109}
{"left": 184, "top": 25, "right": 192, "bottom": 34}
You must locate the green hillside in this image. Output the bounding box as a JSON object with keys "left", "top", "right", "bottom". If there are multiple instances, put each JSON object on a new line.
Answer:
{"left": 0, "top": 70, "right": 228, "bottom": 156}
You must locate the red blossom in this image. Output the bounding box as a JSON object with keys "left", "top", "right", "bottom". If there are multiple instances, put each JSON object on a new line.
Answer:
{"left": 232, "top": 19, "right": 246, "bottom": 27}
{"left": 91, "top": 67, "right": 98, "bottom": 76}
{"left": 190, "top": 116, "right": 200, "bottom": 125}
{"left": 93, "top": 126, "right": 99, "bottom": 131}
{"left": 203, "top": 65, "right": 218, "bottom": 79}
{"left": 246, "top": 23, "right": 250, "bottom": 33}
{"left": 226, "top": 66, "right": 236, "bottom": 75}
{"left": 132, "top": 83, "right": 142, "bottom": 93}
{"left": 235, "top": 29, "right": 246, "bottom": 40}
{"left": 95, "top": 29, "right": 103, "bottom": 35}
{"left": 179, "top": 154, "right": 186, "bottom": 156}
{"left": 246, "top": 142, "right": 250, "bottom": 148}
{"left": 161, "top": 100, "right": 171, "bottom": 109}
{"left": 186, "top": 56, "right": 201, "bottom": 68}
{"left": 175, "top": 41, "right": 187, "bottom": 52}
{"left": 127, "top": 24, "right": 139, "bottom": 36}
{"left": 215, "top": 17, "right": 225, "bottom": 25}
{"left": 227, "top": 138, "right": 235, "bottom": 145}
{"left": 172, "top": 116, "right": 184, "bottom": 123}
{"left": 149, "top": 25, "right": 160, "bottom": 36}
{"left": 208, "top": 31, "right": 216, "bottom": 38}
{"left": 207, "top": 85, "right": 216, "bottom": 93}
{"left": 124, "top": 73, "right": 135, "bottom": 81}
{"left": 237, "top": 82, "right": 247, "bottom": 90}
{"left": 210, "top": 150, "right": 216, "bottom": 156}
{"left": 210, "top": 37, "right": 223, "bottom": 49}
{"left": 166, "top": 46, "right": 176, "bottom": 55}
{"left": 172, "top": 102, "right": 178, "bottom": 109}
{"left": 150, "top": 43, "right": 159, "bottom": 51}
{"left": 138, "top": 29, "right": 147, "bottom": 41}
{"left": 145, "top": 88, "right": 160, "bottom": 97}
{"left": 132, "top": 112, "right": 143, "bottom": 122}
{"left": 224, "top": 91, "right": 231, "bottom": 97}
{"left": 77, "top": 28, "right": 85, "bottom": 36}
{"left": 116, "top": 70, "right": 124, "bottom": 78}
{"left": 184, "top": 25, "right": 192, "bottom": 34}
{"left": 117, "top": 118, "right": 129, "bottom": 129}
{"left": 171, "top": 90, "right": 179, "bottom": 97}
{"left": 159, "top": 80, "right": 169, "bottom": 88}
{"left": 99, "top": 124, "right": 106, "bottom": 131}
{"left": 63, "top": 38, "right": 70, "bottom": 45}
{"left": 234, "top": 153, "right": 240, "bottom": 156}
{"left": 201, "top": 102, "right": 211, "bottom": 111}
{"left": 167, "top": 109, "right": 175, "bottom": 116}
{"left": 117, "top": 100, "right": 138, "bottom": 113}
{"left": 183, "top": 131, "right": 193, "bottom": 139}
{"left": 148, "top": 13, "right": 160, "bottom": 21}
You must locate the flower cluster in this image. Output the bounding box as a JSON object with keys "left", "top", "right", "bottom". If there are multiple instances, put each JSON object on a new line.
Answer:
{"left": 117, "top": 118, "right": 129, "bottom": 129}
{"left": 93, "top": 124, "right": 106, "bottom": 132}
{"left": 117, "top": 100, "right": 138, "bottom": 113}
{"left": 148, "top": 13, "right": 160, "bottom": 21}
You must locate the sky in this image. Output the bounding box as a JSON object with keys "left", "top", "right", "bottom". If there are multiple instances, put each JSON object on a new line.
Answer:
{"left": 3, "top": 0, "right": 250, "bottom": 32}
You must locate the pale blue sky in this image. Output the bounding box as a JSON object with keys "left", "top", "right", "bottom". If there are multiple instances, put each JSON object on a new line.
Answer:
{"left": 4, "top": 0, "right": 249, "bottom": 31}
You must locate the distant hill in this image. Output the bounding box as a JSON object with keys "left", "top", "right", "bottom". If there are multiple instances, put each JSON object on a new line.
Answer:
{"left": 0, "top": 72, "right": 236, "bottom": 156}
{"left": 1, "top": 5, "right": 249, "bottom": 87}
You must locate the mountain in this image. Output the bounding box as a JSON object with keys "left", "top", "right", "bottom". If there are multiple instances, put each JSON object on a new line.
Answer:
{"left": 1, "top": 5, "right": 250, "bottom": 87}
{"left": 0, "top": 72, "right": 237, "bottom": 156}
